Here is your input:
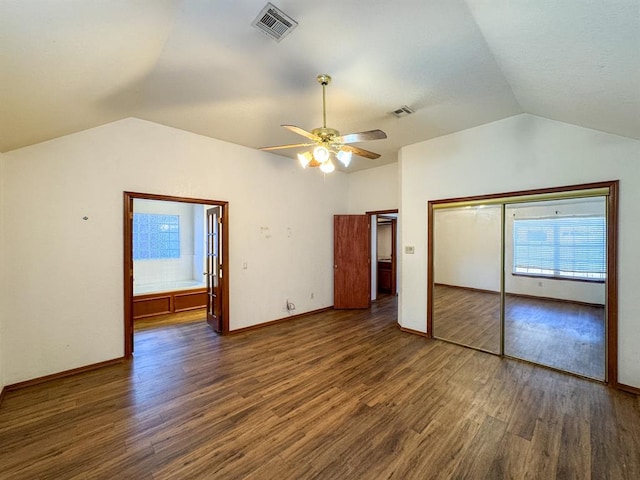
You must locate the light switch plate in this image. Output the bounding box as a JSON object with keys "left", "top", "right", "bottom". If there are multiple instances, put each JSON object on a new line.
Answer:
{"left": 405, "top": 246, "right": 415, "bottom": 254}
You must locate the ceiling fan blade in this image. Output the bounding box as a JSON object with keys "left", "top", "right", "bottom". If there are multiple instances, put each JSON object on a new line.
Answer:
{"left": 282, "top": 125, "right": 321, "bottom": 142}
{"left": 336, "top": 129, "right": 387, "bottom": 144}
{"left": 260, "top": 143, "right": 315, "bottom": 151}
{"left": 340, "top": 144, "right": 381, "bottom": 160}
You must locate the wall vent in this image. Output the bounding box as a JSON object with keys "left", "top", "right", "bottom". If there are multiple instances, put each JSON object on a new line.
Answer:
{"left": 252, "top": 3, "right": 298, "bottom": 42}
{"left": 390, "top": 105, "right": 415, "bottom": 118}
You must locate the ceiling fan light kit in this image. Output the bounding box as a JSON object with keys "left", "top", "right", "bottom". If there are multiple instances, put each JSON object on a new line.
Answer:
{"left": 260, "top": 74, "right": 387, "bottom": 173}
{"left": 297, "top": 151, "right": 313, "bottom": 168}
{"left": 313, "top": 145, "right": 330, "bottom": 163}
{"left": 337, "top": 150, "right": 352, "bottom": 168}
{"left": 320, "top": 160, "right": 335, "bottom": 173}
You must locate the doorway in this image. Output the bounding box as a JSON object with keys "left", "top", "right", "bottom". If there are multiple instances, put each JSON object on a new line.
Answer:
{"left": 332, "top": 210, "right": 398, "bottom": 309}
{"left": 368, "top": 209, "right": 398, "bottom": 302}
{"left": 123, "top": 192, "right": 229, "bottom": 358}
{"left": 427, "top": 181, "right": 618, "bottom": 385}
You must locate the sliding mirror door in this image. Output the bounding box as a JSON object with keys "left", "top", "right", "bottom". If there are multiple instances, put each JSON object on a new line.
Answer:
{"left": 432, "top": 205, "right": 502, "bottom": 353}
{"left": 428, "top": 181, "right": 617, "bottom": 384}
{"left": 504, "top": 197, "right": 607, "bottom": 380}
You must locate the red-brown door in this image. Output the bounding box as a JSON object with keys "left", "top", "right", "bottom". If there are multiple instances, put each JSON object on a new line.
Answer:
{"left": 334, "top": 215, "right": 371, "bottom": 309}
{"left": 206, "top": 206, "right": 223, "bottom": 332}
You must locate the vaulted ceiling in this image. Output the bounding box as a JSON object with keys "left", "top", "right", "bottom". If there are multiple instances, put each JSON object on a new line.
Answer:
{"left": 1, "top": 1, "right": 638, "bottom": 172}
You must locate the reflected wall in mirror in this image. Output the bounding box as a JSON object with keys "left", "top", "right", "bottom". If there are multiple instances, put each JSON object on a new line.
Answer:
{"left": 504, "top": 197, "right": 606, "bottom": 380}
{"left": 432, "top": 205, "right": 502, "bottom": 353}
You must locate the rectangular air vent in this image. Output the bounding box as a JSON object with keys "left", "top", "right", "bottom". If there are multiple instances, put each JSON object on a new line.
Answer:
{"left": 390, "top": 105, "right": 415, "bottom": 118}
{"left": 252, "top": 3, "right": 298, "bottom": 42}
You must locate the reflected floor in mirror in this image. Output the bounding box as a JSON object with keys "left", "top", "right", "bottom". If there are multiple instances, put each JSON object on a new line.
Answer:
{"left": 433, "top": 284, "right": 605, "bottom": 380}
{"left": 433, "top": 285, "right": 501, "bottom": 353}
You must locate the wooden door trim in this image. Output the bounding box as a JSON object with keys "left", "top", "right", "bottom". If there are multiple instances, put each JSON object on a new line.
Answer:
{"left": 426, "top": 180, "right": 619, "bottom": 388}
{"left": 123, "top": 192, "right": 230, "bottom": 358}
{"left": 390, "top": 218, "right": 397, "bottom": 295}
{"left": 366, "top": 209, "right": 399, "bottom": 216}
{"left": 606, "top": 181, "right": 618, "bottom": 387}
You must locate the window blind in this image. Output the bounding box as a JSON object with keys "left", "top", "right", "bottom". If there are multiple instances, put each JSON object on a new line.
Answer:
{"left": 513, "top": 216, "right": 606, "bottom": 281}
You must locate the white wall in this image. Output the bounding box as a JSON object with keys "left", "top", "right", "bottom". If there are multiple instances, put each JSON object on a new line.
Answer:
{"left": 348, "top": 162, "right": 399, "bottom": 213}
{"left": 192, "top": 204, "right": 206, "bottom": 281}
{"left": 433, "top": 206, "right": 502, "bottom": 292}
{"left": 133, "top": 198, "right": 198, "bottom": 290}
{"left": 399, "top": 114, "right": 640, "bottom": 388}
{"left": 377, "top": 223, "right": 393, "bottom": 259}
{"left": 0, "top": 118, "right": 349, "bottom": 384}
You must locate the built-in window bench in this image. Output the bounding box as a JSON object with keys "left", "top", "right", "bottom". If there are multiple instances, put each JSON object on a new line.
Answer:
{"left": 133, "top": 284, "right": 207, "bottom": 319}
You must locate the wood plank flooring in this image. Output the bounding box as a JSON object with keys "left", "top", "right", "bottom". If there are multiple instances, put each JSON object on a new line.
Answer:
{"left": 135, "top": 308, "right": 207, "bottom": 330}
{"left": 1, "top": 296, "right": 639, "bottom": 479}
{"left": 433, "top": 284, "right": 605, "bottom": 379}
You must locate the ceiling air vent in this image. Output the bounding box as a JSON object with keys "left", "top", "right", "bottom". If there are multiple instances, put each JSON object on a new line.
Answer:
{"left": 390, "top": 105, "right": 415, "bottom": 118}
{"left": 252, "top": 3, "right": 298, "bottom": 42}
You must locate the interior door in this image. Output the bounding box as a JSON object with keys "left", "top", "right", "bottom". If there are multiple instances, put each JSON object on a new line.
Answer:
{"left": 334, "top": 215, "right": 371, "bottom": 309}
{"left": 206, "top": 206, "right": 223, "bottom": 332}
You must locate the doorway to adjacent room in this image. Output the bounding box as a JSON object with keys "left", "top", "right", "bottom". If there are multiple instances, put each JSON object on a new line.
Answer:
{"left": 123, "top": 192, "right": 229, "bottom": 358}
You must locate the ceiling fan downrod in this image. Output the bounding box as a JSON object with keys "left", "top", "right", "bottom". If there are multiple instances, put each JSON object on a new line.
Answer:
{"left": 317, "top": 74, "right": 331, "bottom": 129}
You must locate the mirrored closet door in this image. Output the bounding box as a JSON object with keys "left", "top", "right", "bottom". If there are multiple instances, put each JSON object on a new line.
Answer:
{"left": 428, "top": 182, "right": 616, "bottom": 383}
{"left": 432, "top": 204, "right": 502, "bottom": 354}
{"left": 503, "top": 197, "right": 606, "bottom": 380}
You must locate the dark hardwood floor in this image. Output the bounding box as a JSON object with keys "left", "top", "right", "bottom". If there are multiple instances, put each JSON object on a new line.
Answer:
{"left": 135, "top": 308, "right": 208, "bottom": 330}
{"left": 1, "top": 296, "right": 638, "bottom": 479}
{"left": 433, "top": 284, "right": 605, "bottom": 379}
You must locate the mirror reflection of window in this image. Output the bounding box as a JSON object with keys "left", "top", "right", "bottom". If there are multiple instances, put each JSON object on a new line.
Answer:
{"left": 504, "top": 197, "right": 606, "bottom": 380}
{"left": 512, "top": 215, "right": 605, "bottom": 281}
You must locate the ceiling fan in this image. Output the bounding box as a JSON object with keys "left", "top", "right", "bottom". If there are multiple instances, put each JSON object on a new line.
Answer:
{"left": 260, "top": 74, "right": 387, "bottom": 172}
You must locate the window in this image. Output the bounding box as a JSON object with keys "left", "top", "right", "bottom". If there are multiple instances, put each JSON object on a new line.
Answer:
{"left": 133, "top": 213, "right": 180, "bottom": 260}
{"left": 513, "top": 216, "right": 606, "bottom": 281}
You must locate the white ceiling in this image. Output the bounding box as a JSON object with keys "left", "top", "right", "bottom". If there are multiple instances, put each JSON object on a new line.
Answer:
{"left": 1, "top": 0, "right": 638, "bottom": 172}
